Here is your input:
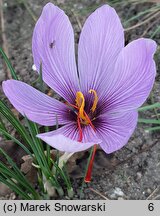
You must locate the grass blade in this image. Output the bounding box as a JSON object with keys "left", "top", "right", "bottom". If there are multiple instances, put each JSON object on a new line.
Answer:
{"left": 0, "top": 48, "right": 18, "bottom": 80}
{"left": 138, "top": 118, "right": 160, "bottom": 124}
{"left": 138, "top": 103, "right": 160, "bottom": 111}
{"left": 151, "top": 25, "right": 160, "bottom": 38}
{"left": 145, "top": 126, "right": 160, "bottom": 132}
{"left": 0, "top": 100, "right": 32, "bottom": 146}
{"left": 0, "top": 175, "right": 32, "bottom": 200}
{"left": 0, "top": 128, "right": 32, "bottom": 157}
{"left": 0, "top": 148, "right": 40, "bottom": 199}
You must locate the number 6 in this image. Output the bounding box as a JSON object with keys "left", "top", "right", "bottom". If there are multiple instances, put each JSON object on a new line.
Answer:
{"left": 148, "top": 203, "right": 154, "bottom": 211}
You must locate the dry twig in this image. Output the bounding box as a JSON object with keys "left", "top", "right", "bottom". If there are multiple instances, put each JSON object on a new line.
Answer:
{"left": 0, "top": 0, "right": 12, "bottom": 79}
{"left": 140, "top": 17, "right": 160, "bottom": 37}
{"left": 71, "top": 9, "right": 82, "bottom": 31}
{"left": 89, "top": 188, "right": 109, "bottom": 200}
{"left": 125, "top": 11, "right": 160, "bottom": 32}
{"left": 146, "top": 187, "right": 159, "bottom": 200}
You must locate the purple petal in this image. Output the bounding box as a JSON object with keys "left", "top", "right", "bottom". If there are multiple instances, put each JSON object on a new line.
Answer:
{"left": 32, "top": 3, "right": 79, "bottom": 103}
{"left": 95, "top": 111, "right": 138, "bottom": 153}
{"left": 99, "top": 38, "right": 157, "bottom": 114}
{"left": 2, "top": 80, "right": 70, "bottom": 126}
{"left": 78, "top": 4, "right": 124, "bottom": 94}
{"left": 37, "top": 123, "right": 101, "bottom": 153}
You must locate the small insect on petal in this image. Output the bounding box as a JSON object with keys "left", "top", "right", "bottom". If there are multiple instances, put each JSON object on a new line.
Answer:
{"left": 49, "top": 40, "right": 56, "bottom": 49}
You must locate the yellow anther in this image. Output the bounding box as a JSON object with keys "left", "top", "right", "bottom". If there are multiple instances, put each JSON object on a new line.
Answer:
{"left": 75, "top": 91, "right": 86, "bottom": 121}
{"left": 89, "top": 89, "right": 98, "bottom": 113}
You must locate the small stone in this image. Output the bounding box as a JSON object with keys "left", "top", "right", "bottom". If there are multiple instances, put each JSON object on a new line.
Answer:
{"left": 9, "top": 193, "right": 16, "bottom": 200}
{"left": 110, "top": 187, "right": 125, "bottom": 199}
{"left": 32, "top": 64, "right": 37, "bottom": 71}
{"left": 136, "top": 172, "right": 142, "bottom": 180}
{"left": 0, "top": 183, "right": 12, "bottom": 196}
{"left": 147, "top": 188, "right": 151, "bottom": 194}
{"left": 57, "top": 0, "right": 65, "bottom": 3}
{"left": 4, "top": 2, "right": 8, "bottom": 7}
{"left": 21, "top": 155, "right": 33, "bottom": 174}
{"left": 118, "top": 197, "right": 124, "bottom": 200}
{"left": 0, "top": 68, "right": 5, "bottom": 83}
{"left": 113, "top": 187, "right": 124, "bottom": 197}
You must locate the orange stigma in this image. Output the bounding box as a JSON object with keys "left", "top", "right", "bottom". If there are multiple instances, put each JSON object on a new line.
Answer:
{"left": 75, "top": 90, "right": 98, "bottom": 142}
{"left": 75, "top": 92, "right": 88, "bottom": 123}
{"left": 89, "top": 89, "right": 98, "bottom": 113}
{"left": 67, "top": 90, "right": 99, "bottom": 182}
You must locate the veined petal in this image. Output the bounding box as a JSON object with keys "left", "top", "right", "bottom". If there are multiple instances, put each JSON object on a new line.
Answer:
{"left": 95, "top": 111, "right": 138, "bottom": 154}
{"left": 32, "top": 3, "right": 79, "bottom": 103}
{"left": 99, "top": 38, "right": 157, "bottom": 114}
{"left": 78, "top": 4, "right": 124, "bottom": 94}
{"left": 2, "top": 80, "right": 70, "bottom": 126}
{"left": 37, "top": 123, "right": 101, "bottom": 153}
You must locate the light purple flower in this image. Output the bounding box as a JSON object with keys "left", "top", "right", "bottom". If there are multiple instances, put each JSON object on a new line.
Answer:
{"left": 3, "top": 3, "right": 157, "bottom": 155}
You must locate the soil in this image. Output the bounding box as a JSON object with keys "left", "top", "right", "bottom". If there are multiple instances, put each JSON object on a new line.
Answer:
{"left": 0, "top": 0, "right": 160, "bottom": 200}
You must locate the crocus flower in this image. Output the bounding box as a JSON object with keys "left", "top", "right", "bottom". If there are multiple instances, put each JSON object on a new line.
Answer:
{"left": 3, "top": 3, "right": 156, "bottom": 181}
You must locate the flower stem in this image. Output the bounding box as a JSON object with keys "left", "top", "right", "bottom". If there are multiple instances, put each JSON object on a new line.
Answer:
{"left": 80, "top": 145, "right": 96, "bottom": 199}
{"left": 56, "top": 187, "right": 64, "bottom": 197}
{"left": 67, "top": 187, "right": 74, "bottom": 198}
{"left": 84, "top": 145, "right": 97, "bottom": 182}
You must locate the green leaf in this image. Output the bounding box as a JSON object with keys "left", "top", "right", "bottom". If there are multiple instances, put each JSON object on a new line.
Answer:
{"left": 138, "top": 103, "right": 160, "bottom": 112}
{"left": 124, "top": 5, "right": 160, "bottom": 27}
{"left": 138, "top": 118, "right": 160, "bottom": 124}
{"left": 80, "top": 146, "right": 94, "bottom": 199}
{"left": 0, "top": 116, "right": 9, "bottom": 140}
{"left": 0, "top": 48, "right": 18, "bottom": 80}
{"left": 145, "top": 126, "right": 160, "bottom": 132}
{"left": 24, "top": 117, "right": 61, "bottom": 190}
{"left": 0, "top": 175, "right": 32, "bottom": 200}
{"left": 151, "top": 25, "right": 160, "bottom": 39}
{"left": 52, "top": 161, "right": 71, "bottom": 190}
{"left": 0, "top": 100, "right": 32, "bottom": 147}
{"left": 63, "top": 162, "right": 72, "bottom": 191}
{"left": 24, "top": 117, "right": 48, "bottom": 176}
{"left": 45, "top": 126, "right": 51, "bottom": 167}
{"left": 0, "top": 116, "right": 7, "bottom": 131}
{"left": 39, "top": 62, "right": 44, "bottom": 92}
{"left": 0, "top": 128, "right": 32, "bottom": 157}
{"left": 0, "top": 148, "right": 39, "bottom": 199}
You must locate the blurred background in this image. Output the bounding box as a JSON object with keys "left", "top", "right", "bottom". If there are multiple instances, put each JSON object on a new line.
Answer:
{"left": 0, "top": 0, "right": 160, "bottom": 200}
